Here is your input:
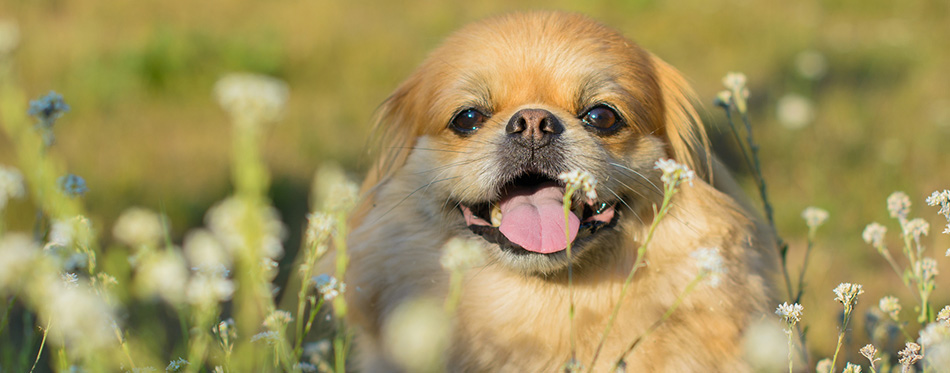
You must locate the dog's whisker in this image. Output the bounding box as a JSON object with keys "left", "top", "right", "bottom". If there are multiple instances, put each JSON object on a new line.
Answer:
{"left": 371, "top": 175, "right": 463, "bottom": 223}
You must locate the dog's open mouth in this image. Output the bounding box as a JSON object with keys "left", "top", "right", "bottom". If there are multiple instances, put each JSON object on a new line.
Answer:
{"left": 459, "top": 173, "right": 619, "bottom": 255}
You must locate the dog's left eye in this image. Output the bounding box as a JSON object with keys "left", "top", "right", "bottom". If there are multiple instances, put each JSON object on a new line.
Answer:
{"left": 581, "top": 105, "right": 620, "bottom": 131}
{"left": 450, "top": 109, "right": 488, "bottom": 134}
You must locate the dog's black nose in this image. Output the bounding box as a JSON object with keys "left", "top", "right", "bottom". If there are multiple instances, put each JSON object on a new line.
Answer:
{"left": 506, "top": 109, "right": 563, "bottom": 148}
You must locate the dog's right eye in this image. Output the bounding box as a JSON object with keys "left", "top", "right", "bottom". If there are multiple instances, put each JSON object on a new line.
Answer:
{"left": 450, "top": 109, "right": 487, "bottom": 134}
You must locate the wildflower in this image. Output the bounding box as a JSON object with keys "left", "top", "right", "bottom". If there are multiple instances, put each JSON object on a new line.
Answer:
{"left": 440, "top": 238, "right": 485, "bottom": 272}
{"left": 691, "top": 247, "right": 726, "bottom": 287}
{"left": 879, "top": 296, "right": 902, "bottom": 321}
{"left": 113, "top": 207, "right": 164, "bottom": 248}
{"left": 859, "top": 344, "right": 881, "bottom": 367}
{"left": 841, "top": 362, "right": 861, "bottom": 373}
{"left": 39, "top": 281, "right": 117, "bottom": 354}
{"left": 0, "top": 164, "right": 25, "bottom": 211}
{"left": 183, "top": 229, "right": 230, "bottom": 270}
{"left": 263, "top": 310, "right": 294, "bottom": 331}
{"left": 914, "top": 257, "right": 938, "bottom": 282}
{"left": 57, "top": 174, "right": 89, "bottom": 197}
{"left": 213, "top": 319, "right": 236, "bottom": 345}
{"left": 722, "top": 72, "right": 747, "bottom": 91}
{"left": 61, "top": 272, "right": 79, "bottom": 288}
{"left": 312, "top": 274, "right": 345, "bottom": 301}
{"left": 304, "top": 212, "right": 334, "bottom": 253}
{"left": 382, "top": 297, "right": 450, "bottom": 372}
{"left": 903, "top": 218, "right": 929, "bottom": 240}
{"left": 802, "top": 207, "right": 829, "bottom": 231}
{"left": 0, "top": 234, "right": 38, "bottom": 288}
{"left": 862, "top": 222, "right": 887, "bottom": 248}
{"left": 206, "top": 197, "right": 286, "bottom": 259}
{"left": 559, "top": 170, "right": 598, "bottom": 201}
{"left": 713, "top": 90, "right": 732, "bottom": 109}
{"left": 918, "top": 321, "right": 950, "bottom": 369}
{"left": 29, "top": 91, "right": 70, "bottom": 125}
{"left": 926, "top": 189, "right": 950, "bottom": 217}
{"left": 165, "top": 357, "right": 189, "bottom": 372}
{"left": 833, "top": 283, "right": 864, "bottom": 313}
{"left": 250, "top": 331, "right": 280, "bottom": 344}
{"left": 898, "top": 342, "right": 923, "bottom": 370}
{"left": 213, "top": 73, "right": 288, "bottom": 128}
{"left": 887, "top": 191, "right": 911, "bottom": 220}
{"left": 0, "top": 19, "right": 19, "bottom": 55}
{"left": 815, "top": 358, "right": 833, "bottom": 373}
{"left": 776, "top": 94, "right": 815, "bottom": 129}
{"left": 186, "top": 265, "right": 234, "bottom": 305}
{"left": 938, "top": 306, "right": 950, "bottom": 325}
{"left": 135, "top": 251, "right": 188, "bottom": 304}
{"left": 654, "top": 158, "right": 695, "bottom": 188}
{"left": 775, "top": 302, "right": 804, "bottom": 325}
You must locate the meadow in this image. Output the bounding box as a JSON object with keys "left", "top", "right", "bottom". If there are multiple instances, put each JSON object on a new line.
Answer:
{"left": 1, "top": 0, "right": 949, "bottom": 371}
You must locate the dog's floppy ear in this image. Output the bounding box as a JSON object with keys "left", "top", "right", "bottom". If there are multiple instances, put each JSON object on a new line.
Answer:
{"left": 651, "top": 55, "right": 713, "bottom": 180}
{"left": 351, "top": 76, "right": 425, "bottom": 222}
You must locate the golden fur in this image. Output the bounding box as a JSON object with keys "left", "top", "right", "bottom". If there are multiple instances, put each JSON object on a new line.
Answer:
{"left": 331, "top": 11, "right": 778, "bottom": 372}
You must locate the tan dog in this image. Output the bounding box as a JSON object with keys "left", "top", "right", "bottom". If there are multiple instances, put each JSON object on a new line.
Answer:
{"left": 336, "top": 11, "right": 777, "bottom": 372}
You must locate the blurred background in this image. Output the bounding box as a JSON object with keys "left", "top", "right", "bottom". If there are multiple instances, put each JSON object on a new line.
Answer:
{"left": 1, "top": 0, "right": 948, "bottom": 365}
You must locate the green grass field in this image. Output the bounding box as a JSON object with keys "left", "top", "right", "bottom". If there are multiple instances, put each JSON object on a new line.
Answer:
{"left": 1, "top": 0, "right": 949, "bottom": 370}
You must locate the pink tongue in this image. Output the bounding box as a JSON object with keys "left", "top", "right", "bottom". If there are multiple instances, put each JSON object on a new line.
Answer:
{"left": 498, "top": 185, "right": 580, "bottom": 253}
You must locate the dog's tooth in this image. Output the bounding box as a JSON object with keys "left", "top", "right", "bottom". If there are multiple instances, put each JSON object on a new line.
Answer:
{"left": 490, "top": 204, "right": 502, "bottom": 227}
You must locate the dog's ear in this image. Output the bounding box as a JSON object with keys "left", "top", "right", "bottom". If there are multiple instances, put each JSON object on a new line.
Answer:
{"left": 651, "top": 55, "right": 713, "bottom": 180}
{"left": 352, "top": 76, "right": 425, "bottom": 221}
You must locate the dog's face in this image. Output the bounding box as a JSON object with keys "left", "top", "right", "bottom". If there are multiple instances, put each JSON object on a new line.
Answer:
{"left": 369, "top": 12, "right": 707, "bottom": 275}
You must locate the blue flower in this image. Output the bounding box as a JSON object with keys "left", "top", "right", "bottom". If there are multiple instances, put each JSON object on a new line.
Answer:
{"left": 57, "top": 174, "right": 89, "bottom": 197}
{"left": 28, "top": 91, "right": 70, "bottom": 126}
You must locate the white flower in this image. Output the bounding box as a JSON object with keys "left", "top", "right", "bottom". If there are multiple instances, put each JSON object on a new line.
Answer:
{"left": 815, "top": 358, "right": 833, "bottom": 373}
{"left": 214, "top": 73, "right": 288, "bottom": 127}
{"left": 135, "top": 251, "right": 188, "bottom": 304}
{"left": 304, "top": 212, "right": 334, "bottom": 256}
{"left": 558, "top": 170, "right": 598, "bottom": 201}
{"left": 691, "top": 247, "right": 726, "bottom": 287}
{"left": 775, "top": 302, "right": 804, "bottom": 325}
{"left": 903, "top": 218, "right": 929, "bottom": 240}
{"left": 862, "top": 222, "right": 887, "bottom": 248}
{"left": 926, "top": 189, "right": 950, "bottom": 217}
{"left": 312, "top": 274, "right": 345, "bottom": 302}
{"left": 833, "top": 283, "right": 864, "bottom": 312}
{"left": 263, "top": 310, "right": 294, "bottom": 331}
{"left": 860, "top": 344, "right": 880, "bottom": 366}
{"left": 879, "top": 295, "right": 901, "bottom": 321}
{"left": 113, "top": 207, "right": 164, "bottom": 248}
{"left": 776, "top": 94, "right": 815, "bottom": 129}
{"left": 938, "top": 305, "right": 950, "bottom": 325}
{"left": 722, "top": 72, "right": 747, "bottom": 91}
{"left": 382, "top": 297, "right": 450, "bottom": 372}
{"left": 802, "top": 207, "right": 829, "bottom": 230}
{"left": 898, "top": 342, "right": 923, "bottom": 369}
{"left": 206, "top": 197, "right": 286, "bottom": 259}
{"left": 841, "top": 362, "right": 861, "bottom": 373}
{"left": 186, "top": 266, "right": 234, "bottom": 305}
{"left": 40, "top": 281, "right": 116, "bottom": 354}
{"left": 654, "top": 158, "right": 695, "bottom": 188}
{"left": 0, "top": 234, "right": 38, "bottom": 289}
{"left": 440, "top": 238, "right": 485, "bottom": 272}
{"left": 919, "top": 321, "right": 950, "bottom": 370}
{"left": 0, "top": 164, "right": 25, "bottom": 211}
{"left": 887, "top": 191, "right": 911, "bottom": 220}
{"left": 914, "top": 257, "right": 939, "bottom": 283}
{"left": 183, "top": 229, "right": 230, "bottom": 270}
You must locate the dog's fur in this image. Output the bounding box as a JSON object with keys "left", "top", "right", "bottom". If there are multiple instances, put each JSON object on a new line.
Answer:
{"left": 331, "top": 11, "right": 778, "bottom": 371}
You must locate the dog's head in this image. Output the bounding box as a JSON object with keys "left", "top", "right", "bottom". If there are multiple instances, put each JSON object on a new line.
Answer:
{"left": 363, "top": 11, "right": 710, "bottom": 275}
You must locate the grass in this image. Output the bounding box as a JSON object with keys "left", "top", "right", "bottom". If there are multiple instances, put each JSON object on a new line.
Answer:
{"left": 1, "top": 0, "right": 949, "bottom": 371}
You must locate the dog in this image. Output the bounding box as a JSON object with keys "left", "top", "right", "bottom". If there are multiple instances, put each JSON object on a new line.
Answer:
{"left": 333, "top": 11, "right": 778, "bottom": 371}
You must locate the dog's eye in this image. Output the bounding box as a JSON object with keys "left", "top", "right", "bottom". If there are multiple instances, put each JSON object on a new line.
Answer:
{"left": 581, "top": 105, "right": 620, "bottom": 131}
{"left": 450, "top": 109, "right": 488, "bottom": 134}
